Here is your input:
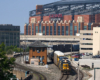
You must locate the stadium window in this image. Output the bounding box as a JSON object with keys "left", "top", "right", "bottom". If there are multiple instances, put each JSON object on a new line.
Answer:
{"left": 46, "top": 26, "right": 49, "bottom": 35}
{"left": 36, "top": 26, "right": 38, "bottom": 33}
{"left": 54, "top": 23, "right": 56, "bottom": 35}
{"left": 78, "top": 23, "right": 80, "bottom": 33}
{"left": 88, "top": 23, "right": 91, "bottom": 30}
{"left": 74, "top": 26, "right": 77, "bottom": 35}
{"left": 58, "top": 26, "right": 60, "bottom": 35}
{"left": 66, "top": 26, "right": 68, "bottom": 35}
{"left": 62, "top": 26, "right": 64, "bottom": 35}
{"left": 43, "top": 26, "right": 45, "bottom": 35}
{"left": 32, "top": 23, "right": 34, "bottom": 35}
{"left": 84, "top": 26, "right": 87, "bottom": 30}
{"left": 39, "top": 23, "right": 41, "bottom": 33}
{"left": 50, "top": 26, "right": 52, "bottom": 35}
{"left": 70, "top": 23, "right": 73, "bottom": 35}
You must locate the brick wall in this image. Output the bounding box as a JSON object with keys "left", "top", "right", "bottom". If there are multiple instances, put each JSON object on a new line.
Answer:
{"left": 63, "top": 15, "right": 72, "bottom": 21}
{"left": 36, "top": 5, "right": 43, "bottom": 15}
{"left": 91, "top": 23, "right": 100, "bottom": 30}
{"left": 29, "top": 47, "right": 47, "bottom": 64}
{"left": 95, "top": 14, "right": 100, "bottom": 23}
{"left": 74, "top": 15, "right": 90, "bottom": 23}
{"left": 43, "top": 16, "right": 50, "bottom": 22}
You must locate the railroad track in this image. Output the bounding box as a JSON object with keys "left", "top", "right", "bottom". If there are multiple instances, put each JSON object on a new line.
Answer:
{"left": 14, "top": 58, "right": 46, "bottom": 80}
{"left": 15, "top": 62, "right": 46, "bottom": 80}
{"left": 60, "top": 73, "right": 69, "bottom": 80}
{"left": 59, "top": 66, "right": 84, "bottom": 80}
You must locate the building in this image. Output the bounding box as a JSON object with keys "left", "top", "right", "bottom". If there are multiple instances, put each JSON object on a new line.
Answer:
{"left": 80, "top": 30, "right": 93, "bottom": 54}
{"left": 29, "top": 40, "right": 47, "bottom": 65}
{"left": 93, "top": 27, "right": 100, "bottom": 56}
{"left": 80, "top": 27, "right": 100, "bottom": 56}
{"left": 0, "top": 24, "right": 20, "bottom": 47}
{"left": 24, "top": 0, "right": 100, "bottom": 35}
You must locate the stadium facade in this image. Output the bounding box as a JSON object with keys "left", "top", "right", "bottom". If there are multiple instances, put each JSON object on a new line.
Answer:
{"left": 24, "top": 0, "right": 100, "bottom": 35}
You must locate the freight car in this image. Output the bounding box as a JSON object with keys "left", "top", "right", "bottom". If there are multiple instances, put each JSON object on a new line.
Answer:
{"left": 54, "top": 51, "right": 71, "bottom": 74}
{"left": 47, "top": 45, "right": 54, "bottom": 62}
{"left": 48, "top": 44, "right": 79, "bottom": 61}
{"left": 52, "top": 44, "right": 79, "bottom": 52}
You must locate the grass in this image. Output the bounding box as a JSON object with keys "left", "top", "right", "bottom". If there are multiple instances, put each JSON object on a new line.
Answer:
{"left": 33, "top": 73, "right": 39, "bottom": 80}
{"left": 82, "top": 67, "right": 93, "bottom": 71}
{"left": 38, "top": 74, "right": 45, "bottom": 80}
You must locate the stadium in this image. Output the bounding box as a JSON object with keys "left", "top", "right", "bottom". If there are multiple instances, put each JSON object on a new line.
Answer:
{"left": 24, "top": 0, "right": 100, "bottom": 35}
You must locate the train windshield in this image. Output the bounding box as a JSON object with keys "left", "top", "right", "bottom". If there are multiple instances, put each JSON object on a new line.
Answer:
{"left": 59, "top": 56, "right": 64, "bottom": 61}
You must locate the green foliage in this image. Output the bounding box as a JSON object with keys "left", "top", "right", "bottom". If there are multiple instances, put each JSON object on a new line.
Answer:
{"left": 6, "top": 49, "right": 13, "bottom": 55}
{"left": 26, "top": 47, "right": 29, "bottom": 52}
{"left": 0, "top": 43, "right": 15, "bottom": 80}
{"left": 5, "top": 45, "right": 23, "bottom": 54}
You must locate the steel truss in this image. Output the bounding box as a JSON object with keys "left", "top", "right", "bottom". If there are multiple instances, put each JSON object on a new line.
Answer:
{"left": 29, "top": 1, "right": 100, "bottom": 21}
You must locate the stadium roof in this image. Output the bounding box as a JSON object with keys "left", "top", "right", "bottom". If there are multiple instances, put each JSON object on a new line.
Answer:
{"left": 43, "top": 0, "right": 100, "bottom": 7}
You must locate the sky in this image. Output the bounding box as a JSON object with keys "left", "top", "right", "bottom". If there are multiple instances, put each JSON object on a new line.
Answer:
{"left": 0, "top": 0, "right": 58, "bottom": 33}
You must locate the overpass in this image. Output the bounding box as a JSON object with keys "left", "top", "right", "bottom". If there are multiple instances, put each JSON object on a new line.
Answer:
{"left": 20, "top": 35, "right": 80, "bottom": 42}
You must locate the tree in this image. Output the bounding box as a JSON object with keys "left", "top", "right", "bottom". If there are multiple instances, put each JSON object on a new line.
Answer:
{"left": 6, "top": 49, "right": 13, "bottom": 55}
{"left": 0, "top": 43, "right": 15, "bottom": 80}
{"left": 26, "top": 47, "right": 29, "bottom": 52}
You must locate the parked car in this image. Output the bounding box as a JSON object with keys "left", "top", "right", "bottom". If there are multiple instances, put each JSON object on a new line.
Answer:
{"left": 92, "top": 55, "right": 100, "bottom": 58}
{"left": 72, "top": 54, "right": 80, "bottom": 58}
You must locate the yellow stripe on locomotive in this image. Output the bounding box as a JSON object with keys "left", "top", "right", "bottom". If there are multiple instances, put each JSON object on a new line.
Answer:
{"left": 59, "top": 58, "right": 71, "bottom": 74}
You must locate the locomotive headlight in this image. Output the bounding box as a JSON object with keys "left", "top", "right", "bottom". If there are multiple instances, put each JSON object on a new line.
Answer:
{"left": 67, "top": 68, "right": 69, "bottom": 69}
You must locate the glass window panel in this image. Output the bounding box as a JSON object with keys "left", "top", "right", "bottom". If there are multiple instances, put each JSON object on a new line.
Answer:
{"left": 36, "top": 26, "right": 38, "bottom": 33}
{"left": 88, "top": 23, "right": 91, "bottom": 30}
{"left": 50, "top": 26, "right": 52, "bottom": 35}
{"left": 74, "top": 26, "right": 77, "bottom": 35}
{"left": 46, "top": 26, "right": 49, "bottom": 35}
{"left": 70, "top": 23, "right": 73, "bottom": 35}
{"left": 26, "top": 24, "right": 28, "bottom": 35}
{"left": 58, "top": 26, "right": 60, "bottom": 35}
{"left": 78, "top": 23, "right": 80, "bottom": 33}
{"left": 62, "top": 26, "right": 64, "bottom": 35}
{"left": 54, "top": 23, "right": 56, "bottom": 35}
{"left": 43, "top": 26, "right": 45, "bottom": 35}
{"left": 84, "top": 26, "right": 87, "bottom": 30}
{"left": 66, "top": 26, "right": 68, "bottom": 35}
{"left": 39, "top": 23, "right": 41, "bottom": 33}
{"left": 32, "top": 23, "right": 34, "bottom": 35}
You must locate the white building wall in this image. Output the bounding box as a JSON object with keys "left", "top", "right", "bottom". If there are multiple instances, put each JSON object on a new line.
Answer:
{"left": 80, "top": 30, "right": 93, "bottom": 54}
{"left": 93, "top": 27, "right": 100, "bottom": 56}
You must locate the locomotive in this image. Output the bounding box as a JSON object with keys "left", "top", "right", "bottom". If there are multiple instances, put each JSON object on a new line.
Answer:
{"left": 53, "top": 51, "right": 71, "bottom": 74}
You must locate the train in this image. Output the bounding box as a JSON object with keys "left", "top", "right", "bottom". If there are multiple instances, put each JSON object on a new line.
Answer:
{"left": 13, "top": 53, "right": 23, "bottom": 58}
{"left": 53, "top": 51, "right": 71, "bottom": 74}
{"left": 53, "top": 44, "right": 79, "bottom": 52}
{"left": 48, "top": 44, "right": 79, "bottom": 62}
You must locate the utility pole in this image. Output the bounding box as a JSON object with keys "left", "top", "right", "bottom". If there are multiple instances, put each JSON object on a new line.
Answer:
{"left": 94, "top": 68, "right": 100, "bottom": 80}
{"left": 78, "top": 62, "right": 79, "bottom": 80}
{"left": 70, "top": 40, "right": 72, "bottom": 61}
